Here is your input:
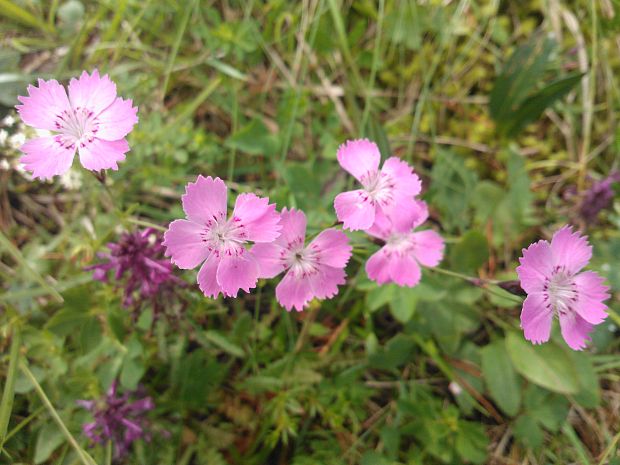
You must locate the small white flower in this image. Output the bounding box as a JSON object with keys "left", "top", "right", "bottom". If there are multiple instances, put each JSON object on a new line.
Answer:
{"left": 0, "top": 159, "right": 10, "bottom": 170}
{"left": 8, "top": 133, "right": 26, "bottom": 150}
{"left": 0, "top": 129, "right": 8, "bottom": 145}
{"left": 1, "top": 115, "right": 15, "bottom": 127}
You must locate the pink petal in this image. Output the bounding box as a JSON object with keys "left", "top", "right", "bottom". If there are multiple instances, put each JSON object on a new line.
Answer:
{"left": 334, "top": 190, "right": 375, "bottom": 231}
{"left": 182, "top": 176, "right": 227, "bottom": 225}
{"left": 163, "top": 219, "right": 209, "bottom": 269}
{"left": 520, "top": 293, "right": 553, "bottom": 345}
{"left": 278, "top": 208, "right": 307, "bottom": 247}
{"left": 95, "top": 97, "right": 138, "bottom": 141}
{"left": 381, "top": 156, "right": 422, "bottom": 196}
{"left": 68, "top": 70, "right": 117, "bottom": 116}
{"left": 251, "top": 242, "right": 286, "bottom": 278}
{"left": 573, "top": 271, "right": 609, "bottom": 325}
{"left": 516, "top": 240, "right": 553, "bottom": 294}
{"left": 78, "top": 138, "right": 128, "bottom": 171}
{"left": 308, "top": 266, "right": 346, "bottom": 299}
{"left": 19, "top": 136, "right": 75, "bottom": 179}
{"left": 550, "top": 226, "right": 592, "bottom": 274}
{"left": 275, "top": 269, "right": 313, "bottom": 311}
{"left": 216, "top": 252, "right": 260, "bottom": 297}
{"left": 379, "top": 197, "right": 428, "bottom": 233}
{"left": 197, "top": 256, "right": 221, "bottom": 298}
{"left": 559, "top": 313, "right": 593, "bottom": 351}
{"left": 336, "top": 139, "right": 380, "bottom": 182}
{"left": 366, "top": 248, "right": 392, "bottom": 284}
{"left": 365, "top": 208, "right": 392, "bottom": 240}
{"left": 411, "top": 230, "right": 444, "bottom": 267}
{"left": 388, "top": 253, "right": 421, "bottom": 287}
{"left": 16, "top": 78, "right": 71, "bottom": 131}
{"left": 310, "top": 229, "right": 351, "bottom": 268}
{"left": 232, "top": 193, "right": 281, "bottom": 243}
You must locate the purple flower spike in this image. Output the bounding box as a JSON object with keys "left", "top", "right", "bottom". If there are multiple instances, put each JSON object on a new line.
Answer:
{"left": 86, "top": 228, "right": 184, "bottom": 317}
{"left": 78, "top": 380, "right": 154, "bottom": 460}
{"left": 579, "top": 171, "right": 620, "bottom": 223}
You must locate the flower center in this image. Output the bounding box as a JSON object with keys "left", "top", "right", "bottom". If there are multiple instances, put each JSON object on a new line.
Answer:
{"left": 385, "top": 232, "right": 412, "bottom": 254}
{"left": 544, "top": 268, "right": 577, "bottom": 316}
{"left": 201, "top": 216, "right": 247, "bottom": 258}
{"left": 360, "top": 171, "right": 395, "bottom": 206}
{"left": 281, "top": 238, "right": 320, "bottom": 277}
{"left": 54, "top": 106, "right": 100, "bottom": 150}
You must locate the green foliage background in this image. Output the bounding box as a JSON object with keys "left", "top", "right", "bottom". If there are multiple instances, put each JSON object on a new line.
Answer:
{"left": 1, "top": 0, "right": 620, "bottom": 464}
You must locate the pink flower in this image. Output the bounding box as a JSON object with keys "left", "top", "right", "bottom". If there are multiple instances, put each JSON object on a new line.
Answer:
{"left": 163, "top": 175, "right": 281, "bottom": 298}
{"left": 251, "top": 208, "right": 352, "bottom": 311}
{"left": 16, "top": 70, "right": 138, "bottom": 180}
{"left": 365, "top": 201, "right": 444, "bottom": 287}
{"left": 516, "top": 226, "right": 610, "bottom": 351}
{"left": 334, "top": 139, "right": 422, "bottom": 231}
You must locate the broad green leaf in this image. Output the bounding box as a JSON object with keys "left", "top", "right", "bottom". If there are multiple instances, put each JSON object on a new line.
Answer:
{"left": 513, "top": 415, "right": 544, "bottom": 449}
{"left": 34, "top": 424, "right": 65, "bottom": 464}
{"left": 225, "top": 119, "right": 278, "bottom": 156}
{"left": 567, "top": 350, "right": 600, "bottom": 408}
{"left": 451, "top": 230, "right": 489, "bottom": 273}
{"left": 120, "top": 357, "right": 146, "bottom": 390}
{"left": 481, "top": 340, "right": 521, "bottom": 416}
{"left": 390, "top": 286, "right": 419, "bottom": 323}
{"left": 505, "top": 332, "right": 579, "bottom": 394}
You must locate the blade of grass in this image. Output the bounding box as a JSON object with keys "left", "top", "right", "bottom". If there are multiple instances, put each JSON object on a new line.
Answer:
{"left": 562, "top": 423, "right": 592, "bottom": 465}
{"left": 0, "top": 231, "right": 63, "bottom": 303}
{"left": 19, "top": 363, "right": 98, "bottom": 465}
{"left": 598, "top": 430, "right": 620, "bottom": 465}
{"left": 0, "top": 324, "right": 20, "bottom": 442}
{"left": 360, "top": 0, "right": 385, "bottom": 134}
{"left": 166, "top": 76, "right": 222, "bottom": 127}
{"left": 161, "top": 0, "right": 198, "bottom": 101}
{"left": 1, "top": 405, "right": 45, "bottom": 450}
{"left": 0, "top": 0, "right": 55, "bottom": 33}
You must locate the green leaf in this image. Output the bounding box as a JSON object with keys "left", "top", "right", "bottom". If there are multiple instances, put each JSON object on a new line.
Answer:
{"left": 456, "top": 421, "right": 488, "bottom": 464}
{"left": 505, "top": 332, "right": 580, "bottom": 394}
{"left": 34, "top": 424, "right": 65, "bottom": 464}
{"left": 451, "top": 230, "right": 489, "bottom": 273}
{"left": 225, "top": 119, "right": 279, "bottom": 156}
{"left": 490, "top": 34, "right": 556, "bottom": 124}
{"left": 502, "top": 73, "right": 584, "bottom": 137}
{"left": 481, "top": 340, "right": 521, "bottom": 416}
{"left": 389, "top": 286, "right": 419, "bottom": 323}
{"left": 513, "top": 415, "right": 544, "bottom": 449}
{"left": 428, "top": 150, "right": 478, "bottom": 232}
{"left": 120, "top": 357, "right": 146, "bottom": 390}
{"left": 567, "top": 350, "right": 600, "bottom": 408}
{"left": 368, "top": 334, "right": 415, "bottom": 371}
{"left": 204, "top": 330, "right": 245, "bottom": 357}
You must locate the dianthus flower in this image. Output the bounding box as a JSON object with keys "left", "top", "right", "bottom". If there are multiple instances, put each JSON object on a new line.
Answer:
{"left": 77, "top": 380, "right": 154, "bottom": 460}
{"left": 251, "top": 208, "right": 352, "bottom": 311}
{"left": 334, "top": 139, "right": 422, "bottom": 231}
{"left": 163, "top": 175, "right": 281, "bottom": 298}
{"left": 16, "top": 70, "right": 138, "bottom": 179}
{"left": 86, "top": 228, "right": 183, "bottom": 314}
{"left": 365, "top": 201, "right": 444, "bottom": 286}
{"left": 516, "top": 226, "right": 610, "bottom": 350}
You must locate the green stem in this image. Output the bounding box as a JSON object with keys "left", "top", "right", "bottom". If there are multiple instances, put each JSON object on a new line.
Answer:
{"left": 19, "top": 363, "right": 98, "bottom": 465}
